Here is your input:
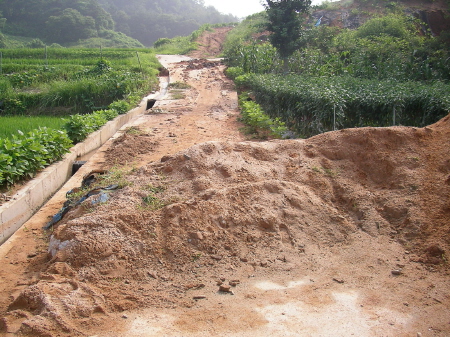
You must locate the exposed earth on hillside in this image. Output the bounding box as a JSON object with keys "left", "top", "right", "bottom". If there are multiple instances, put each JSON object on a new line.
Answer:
{"left": 0, "top": 28, "right": 450, "bottom": 337}
{"left": 188, "top": 26, "right": 233, "bottom": 59}
{"left": 310, "top": 0, "right": 450, "bottom": 35}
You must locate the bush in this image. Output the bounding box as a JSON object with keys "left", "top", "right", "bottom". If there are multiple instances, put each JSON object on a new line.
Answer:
{"left": 153, "top": 38, "right": 171, "bottom": 48}
{"left": 238, "top": 93, "right": 287, "bottom": 139}
{"left": 108, "top": 100, "right": 131, "bottom": 114}
{"left": 26, "top": 38, "right": 46, "bottom": 48}
{"left": 355, "top": 14, "right": 412, "bottom": 40}
{"left": 0, "top": 98, "right": 26, "bottom": 115}
{"left": 225, "top": 67, "right": 245, "bottom": 80}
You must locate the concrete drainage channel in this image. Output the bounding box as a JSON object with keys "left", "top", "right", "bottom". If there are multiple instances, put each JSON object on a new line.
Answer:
{"left": 0, "top": 74, "right": 170, "bottom": 246}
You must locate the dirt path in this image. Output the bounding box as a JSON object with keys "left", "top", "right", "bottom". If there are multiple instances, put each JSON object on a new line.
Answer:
{"left": 101, "top": 55, "right": 245, "bottom": 169}
{"left": 0, "top": 28, "right": 450, "bottom": 337}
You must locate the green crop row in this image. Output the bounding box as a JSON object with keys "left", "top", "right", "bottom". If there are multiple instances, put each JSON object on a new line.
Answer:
{"left": 0, "top": 48, "right": 160, "bottom": 187}
{"left": 0, "top": 49, "right": 160, "bottom": 116}
{"left": 0, "top": 99, "right": 131, "bottom": 187}
{"left": 63, "top": 100, "right": 131, "bottom": 143}
{"left": 226, "top": 40, "right": 450, "bottom": 82}
{"left": 0, "top": 127, "right": 72, "bottom": 186}
{"left": 0, "top": 47, "right": 149, "bottom": 61}
{"left": 234, "top": 72, "right": 450, "bottom": 137}
{"left": 1, "top": 59, "right": 157, "bottom": 116}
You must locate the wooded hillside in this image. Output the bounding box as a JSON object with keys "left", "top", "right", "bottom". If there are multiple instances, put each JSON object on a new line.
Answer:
{"left": 0, "top": 0, "right": 237, "bottom": 47}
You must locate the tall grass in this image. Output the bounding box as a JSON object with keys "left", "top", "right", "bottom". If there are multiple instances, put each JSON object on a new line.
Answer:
{"left": 0, "top": 116, "right": 65, "bottom": 139}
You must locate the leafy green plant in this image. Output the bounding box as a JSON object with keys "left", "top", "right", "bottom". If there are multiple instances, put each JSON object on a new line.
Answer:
{"left": 108, "top": 100, "right": 131, "bottom": 114}
{"left": 63, "top": 107, "right": 122, "bottom": 143}
{"left": 225, "top": 66, "right": 245, "bottom": 80}
{"left": 238, "top": 93, "right": 288, "bottom": 139}
{"left": 0, "top": 127, "right": 72, "bottom": 186}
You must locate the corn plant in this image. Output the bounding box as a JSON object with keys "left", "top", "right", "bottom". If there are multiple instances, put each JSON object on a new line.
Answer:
{"left": 236, "top": 73, "right": 450, "bottom": 137}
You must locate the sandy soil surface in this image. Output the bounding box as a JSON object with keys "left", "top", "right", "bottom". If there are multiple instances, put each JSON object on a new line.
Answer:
{"left": 0, "top": 27, "right": 450, "bottom": 337}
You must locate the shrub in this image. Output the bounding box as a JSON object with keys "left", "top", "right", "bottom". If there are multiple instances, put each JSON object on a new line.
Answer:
{"left": 238, "top": 93, "right": 287, "bottom": 139}
{"left": 0, "top": 98, "right": 26, "bottom": 115}
{"left": 153, "top": 38, "right": 171, "bottom": 48}
{"left": 355, "top": 14, "right": 412, "bottom": 40}
{"left": 108, "top": 100, "right": 131, "bottom": 114}
{"left": 225, "top": 67, "right": 245, "bottom": 80}
{"left": 26, "top": 39, "right": 46, "bottom": 49}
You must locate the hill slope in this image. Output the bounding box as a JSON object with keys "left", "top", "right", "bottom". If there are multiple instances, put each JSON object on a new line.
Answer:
{"left": 0, "top": 0, "right": 237, "bottom": 47}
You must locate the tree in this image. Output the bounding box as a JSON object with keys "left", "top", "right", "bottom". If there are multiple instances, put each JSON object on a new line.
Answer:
{"left": 263, "top": 0, "right": 311, "bottom": 72}
{"left": 46, "top": 8, "right": 96, "bottom": 43}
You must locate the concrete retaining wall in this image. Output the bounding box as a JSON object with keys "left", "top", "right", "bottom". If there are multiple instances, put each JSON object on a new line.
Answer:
{"left": 0, "top": 96, "right": 153, "bottom": 245}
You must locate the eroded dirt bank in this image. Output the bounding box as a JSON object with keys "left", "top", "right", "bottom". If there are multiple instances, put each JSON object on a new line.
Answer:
{"left": 0, "top": 49, "right": 449, "bottom": 336}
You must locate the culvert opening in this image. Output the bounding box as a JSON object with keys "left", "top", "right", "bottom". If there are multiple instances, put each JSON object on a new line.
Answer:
{"left": 72, "top": 161, "right": 87, "bottom": 175}
{"left": 158, "top": 67, "right": 169, "bottom": 76}
{"left": 146, "top": 99, "right": 157, "bottom": 110}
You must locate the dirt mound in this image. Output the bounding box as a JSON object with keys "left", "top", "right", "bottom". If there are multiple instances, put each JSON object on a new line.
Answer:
{"left": 104, "top": 129, "right": 160, "bottom": 167}
{"left": 2, "top": 113, "right": 449, "bottom": 335}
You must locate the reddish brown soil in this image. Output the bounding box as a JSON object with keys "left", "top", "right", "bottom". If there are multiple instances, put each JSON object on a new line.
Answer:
{"left": 0, "top": 30, "right": 450, "bottom": 337}
{"left": 188, "top": 27, "right": 233, "bottom": 59}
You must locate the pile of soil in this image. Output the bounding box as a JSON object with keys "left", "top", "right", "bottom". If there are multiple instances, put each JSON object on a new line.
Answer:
{"left": 1, "top": 113, "right": 449, "bottom": 336}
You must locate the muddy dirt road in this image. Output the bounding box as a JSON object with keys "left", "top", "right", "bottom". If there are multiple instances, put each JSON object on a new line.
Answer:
{"left": 1, "top": 27, "right": 450, "bottom": 337}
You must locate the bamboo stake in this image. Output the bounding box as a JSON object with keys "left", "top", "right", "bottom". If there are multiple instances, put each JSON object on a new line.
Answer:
{"left": 393, "top": 105, "right": 396, "bottom": 126}
{"left": 333, "top": 104, "right": 336, "bottom": 131}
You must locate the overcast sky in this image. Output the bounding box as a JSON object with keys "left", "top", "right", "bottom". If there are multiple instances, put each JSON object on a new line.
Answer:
{"left": 203, "top": 0, "right": 331, "bottom": 18}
